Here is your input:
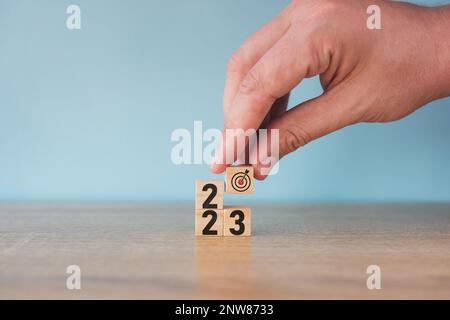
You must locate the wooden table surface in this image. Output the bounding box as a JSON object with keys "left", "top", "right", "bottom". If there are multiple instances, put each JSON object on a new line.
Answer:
{"left": 0, "top": 203, "right": 449, "bottom": 299}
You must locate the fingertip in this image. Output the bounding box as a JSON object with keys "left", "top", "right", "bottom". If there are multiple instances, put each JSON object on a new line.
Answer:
{"left": 254, "top": 154, "right": 280, "bottom": 180}
{"left": 254, "top": 172, "right": 268, "bottom": 181}
{"left": 210, "top": 161, "right": 226, "bottom": 174}
{"left": 253, "top": 165, "right": 269, "bottom": 181}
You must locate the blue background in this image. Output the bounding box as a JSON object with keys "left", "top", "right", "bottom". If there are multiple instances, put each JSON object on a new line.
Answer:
{"left": 0, "top": 0, "right": 449, "bottom": 203}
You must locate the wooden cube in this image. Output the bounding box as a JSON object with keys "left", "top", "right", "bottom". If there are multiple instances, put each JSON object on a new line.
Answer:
{"left": 223, "top": 206, "right": 251, "bottom": 236}
{"left": 195, "top": 180, "right": 224, "bottom": 210}
{"left": 225, "top": 166, "right": 254, "bottom": 194}
{"left": 195, "top": 209, "right": 223, "bottom": 237}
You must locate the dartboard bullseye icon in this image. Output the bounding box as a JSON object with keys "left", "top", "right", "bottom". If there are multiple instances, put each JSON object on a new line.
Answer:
{"left": 231, "top": 169, "right": 251, "bottom": 192}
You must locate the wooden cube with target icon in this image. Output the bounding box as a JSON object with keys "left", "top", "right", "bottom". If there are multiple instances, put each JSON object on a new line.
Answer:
{"left": 223, "top": 206, "right": 251, "bottom": 236}
{"left": 225, "top": 166, "right": 254, "bottom": 195}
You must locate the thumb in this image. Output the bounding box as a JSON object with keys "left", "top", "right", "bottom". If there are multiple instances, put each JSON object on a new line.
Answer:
{"left": 255, "top": 89, "right": 362, "bottom": 179}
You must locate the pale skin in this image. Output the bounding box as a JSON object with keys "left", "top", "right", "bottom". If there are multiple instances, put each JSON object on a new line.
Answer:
{"left": 210, "top": 0, "right": 450, "bottom": 179}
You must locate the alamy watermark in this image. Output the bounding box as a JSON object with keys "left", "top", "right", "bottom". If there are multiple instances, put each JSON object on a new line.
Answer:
{"left": 170, "top": 121, "right": 280, "bottom": 176}
{"left": 366, "top": 265, "right": 382, "bottom": 290}
{"left": 66, "top": 265, "right": 81, "bottom": 290}
{"left": 66, "top": 5, "right": 81, "bottom": 30}
{"left": 367, "top": 5, "right": 382, "bottom": 30}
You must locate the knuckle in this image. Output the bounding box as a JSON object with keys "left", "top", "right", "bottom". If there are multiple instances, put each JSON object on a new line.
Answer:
{"left": 282, "top": 125, "right": 312, "bottom": 154}
{"left": 240, "top": 68, "right": 264, "bottom": 96}
{"left": 312, "top": 0, "right": 341, "bottom": 17}
{"left": 293, "top": 0, "right": 341, "bottom": 23}
{"left": 239, "top": 67, "right": 278, "bottom": 102}
{"left": 226, "top": 52, "right": 245, "bottom": 75}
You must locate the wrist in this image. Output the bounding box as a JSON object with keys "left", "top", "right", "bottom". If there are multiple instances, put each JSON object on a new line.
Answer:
{"left": 428, "top": 5, "right": 450, "bottom": 99}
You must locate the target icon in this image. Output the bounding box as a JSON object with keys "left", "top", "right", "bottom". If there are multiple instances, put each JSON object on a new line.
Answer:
{"left": 231, "top": 169, "right": 252, "bottom": 193}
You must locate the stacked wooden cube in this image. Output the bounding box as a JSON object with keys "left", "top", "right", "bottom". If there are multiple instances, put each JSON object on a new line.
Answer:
{"left": 195, "top": 166, "right": 253, "bottom": 237}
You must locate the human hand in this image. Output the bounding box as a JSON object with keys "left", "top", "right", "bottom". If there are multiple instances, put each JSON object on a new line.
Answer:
{"left": 210, "top": 0, "right": 450, "bottom": 179}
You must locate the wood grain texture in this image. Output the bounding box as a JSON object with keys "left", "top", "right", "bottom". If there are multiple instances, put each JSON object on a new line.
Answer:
{"left": 0, "top": 203, "right": 449, "bottom": 299}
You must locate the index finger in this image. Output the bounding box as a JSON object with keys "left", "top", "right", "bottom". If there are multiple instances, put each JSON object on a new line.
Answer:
{"left": 212, "top": 29, "right": 310, "bottom": 172}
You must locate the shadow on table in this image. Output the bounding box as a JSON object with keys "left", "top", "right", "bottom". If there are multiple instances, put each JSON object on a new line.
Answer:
{"left": 195, "top": 237, "right": 258, "bottom": 299}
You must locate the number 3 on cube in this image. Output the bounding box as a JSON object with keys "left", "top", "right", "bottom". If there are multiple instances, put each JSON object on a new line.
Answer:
{"left": 224, "top": 206, "right": 251, "bottom": 236}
